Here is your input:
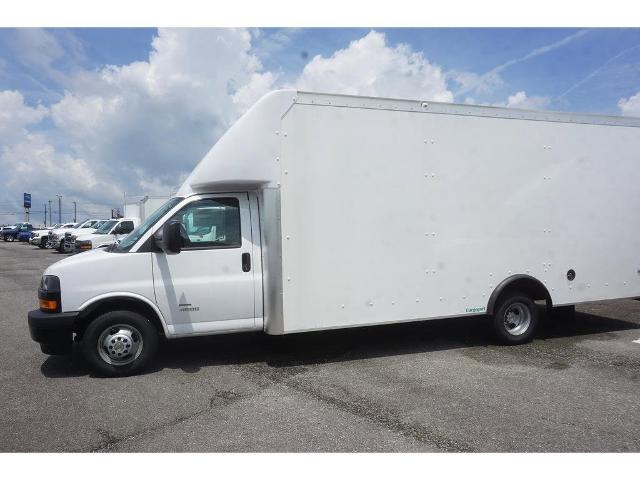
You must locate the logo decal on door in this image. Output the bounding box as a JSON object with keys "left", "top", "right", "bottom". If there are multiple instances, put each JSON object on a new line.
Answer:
{"left": 179, "top": 303, "right": 200, "bottom": 312}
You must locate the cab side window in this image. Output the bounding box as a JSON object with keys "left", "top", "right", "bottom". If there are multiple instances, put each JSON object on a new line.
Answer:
{"left": 171, "top": 198, "right": 241, "bottom": 249}
{"left": 118, "top": 221, "right": 135, "bottom": 234}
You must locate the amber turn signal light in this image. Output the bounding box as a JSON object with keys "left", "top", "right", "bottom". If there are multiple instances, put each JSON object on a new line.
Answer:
{"left": 39, "top": 299, "right": 58, "bottom": 312}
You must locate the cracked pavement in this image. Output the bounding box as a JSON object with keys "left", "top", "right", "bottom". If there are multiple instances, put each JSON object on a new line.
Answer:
{"left": 1, "top": 241, "right": 640, "bottom": 452}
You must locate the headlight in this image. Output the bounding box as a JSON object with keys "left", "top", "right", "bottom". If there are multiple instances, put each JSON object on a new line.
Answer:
{"left": 76, "top": 240, "right": 92, "bottom": 250}
{"left": 38, "top": 275, "right": 61, "bottom": 313}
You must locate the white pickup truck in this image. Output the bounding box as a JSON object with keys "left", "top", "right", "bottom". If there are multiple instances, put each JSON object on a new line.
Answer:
{"left": 72, "top": 218, "right": 139, "bottom": 251}
{"left": 30, "top": 223, "right": 67, "bottom": 248}
{"left": 49, "top": 219, "right": 106, "bottom": 252}
{"left": 27, "top": 90, "right": 640, "bottom": 377}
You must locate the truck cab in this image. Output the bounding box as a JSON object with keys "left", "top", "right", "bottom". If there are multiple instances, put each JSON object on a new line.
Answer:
{"left": 73, "top": 217, "right": 139, "bottom": 251}
{"left": 28, "top": 193, "right": 259, "bottom": 376}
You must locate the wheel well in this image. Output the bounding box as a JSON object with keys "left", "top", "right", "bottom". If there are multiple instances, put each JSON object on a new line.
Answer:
{"left": 486, "top": 274, "right": 552, "bottom": 315}
{"left": 75, "top": 297, "right": 165, "bottom": 337}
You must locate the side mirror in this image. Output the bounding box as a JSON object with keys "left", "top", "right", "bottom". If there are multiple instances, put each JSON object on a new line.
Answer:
{"left": 156, "top": 220, "right": 182, "bottom": 254}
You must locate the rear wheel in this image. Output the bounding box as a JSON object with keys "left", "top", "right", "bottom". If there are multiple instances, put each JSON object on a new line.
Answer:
{"left": 7, "top": 235, "right": 14, "bottom": 242}
{"left": 39, "top": 237, "right": 47, "bottom": 248}
{"left": 492, "top": 292, "right": 539, "bottom": 344}
{"left": 81, "top": 310, "right": 159, "bottom": 377}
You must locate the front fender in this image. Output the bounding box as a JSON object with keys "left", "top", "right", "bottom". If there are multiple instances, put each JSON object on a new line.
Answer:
{"left": 78, "top": 292, "right": 169, "bottom": 337}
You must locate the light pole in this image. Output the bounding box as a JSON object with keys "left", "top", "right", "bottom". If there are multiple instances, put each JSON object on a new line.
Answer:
{"left": 72, "top": 201, "right": 77, "bottom": 223}
{"left": 56, "top": 195, "right": 62, "bottom": 223}
{"left": 44, "top": 203, "right": 47, "bottom": 227}
{"left": 48, "top": 200, "right": 52, "bottom": 226}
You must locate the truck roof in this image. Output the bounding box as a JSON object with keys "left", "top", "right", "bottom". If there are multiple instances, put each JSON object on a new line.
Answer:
{"left": 177, "top": 89, "right": 640, "bottom": 197}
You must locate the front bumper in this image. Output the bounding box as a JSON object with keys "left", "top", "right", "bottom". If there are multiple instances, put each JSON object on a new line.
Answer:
{"left": 28, "top": 310, "right": 79, "bottom": 355}
{"left": 75, "top": 241, "right": 92, "bottom": 251}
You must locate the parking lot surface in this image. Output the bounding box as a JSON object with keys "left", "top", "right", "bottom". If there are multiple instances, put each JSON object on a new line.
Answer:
{"left": 1, "top": 240, "right": 639, "bottom": 452}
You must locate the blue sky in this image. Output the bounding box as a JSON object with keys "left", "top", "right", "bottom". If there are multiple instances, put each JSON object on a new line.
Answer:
{"left": 2, "top": 28, "right": 640, "bottom": 112}
{"left": 0, "top": 28, "right": 639, "bottom": 223}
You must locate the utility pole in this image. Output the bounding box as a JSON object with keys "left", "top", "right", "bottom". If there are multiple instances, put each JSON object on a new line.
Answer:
{"left": 72, "top": 201, "right": 77, "bottom": 222}
{"left": 48, "top": 200, "right": 52, "bottom": 226}
{"left": 56, "top": 194, "right": 62, "bottom": 223}
{"left": 44, "top": 203, "right": 47, "bottom": 227}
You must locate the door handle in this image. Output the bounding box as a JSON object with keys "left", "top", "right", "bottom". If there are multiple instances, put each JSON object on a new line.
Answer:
{"left": 242, "top": 252, "right": 251, "bottom": 272}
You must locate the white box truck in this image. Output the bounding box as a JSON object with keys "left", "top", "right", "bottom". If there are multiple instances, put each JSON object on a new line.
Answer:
{"left": 28, "top": 90, "right": 640, "bottom": 376}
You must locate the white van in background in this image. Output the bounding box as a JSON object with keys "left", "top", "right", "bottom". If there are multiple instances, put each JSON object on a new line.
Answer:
{"left": 27, "top": 90, "right": 640, "bottom": 376}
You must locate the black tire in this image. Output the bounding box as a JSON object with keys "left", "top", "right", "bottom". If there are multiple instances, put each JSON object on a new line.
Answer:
{"left": 81, "top": 310, "right": 159, "bottom": 377}
{"left": 7, "top": 235, "right": 14, "bottom": 242}
{"left": 57, "top": 241, "right": 65, "bottom": 252}
{"left": 492, "top": 292, "right": 539, "bottom": 344}
{"left": 39, "top": 237, "right": 47, "bottom": 248}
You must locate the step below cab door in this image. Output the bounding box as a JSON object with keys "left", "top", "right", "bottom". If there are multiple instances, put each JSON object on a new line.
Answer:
{"left": 152, "top": 193, "right": 256, "bottom": 336}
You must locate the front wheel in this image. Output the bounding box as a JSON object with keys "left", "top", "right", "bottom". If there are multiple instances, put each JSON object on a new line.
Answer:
{"left": 492, "top": 293, "right": 539, "bottom": 345}
{"left": 7, "top": 235, "right": 14, "bottom": 242}
{"left": 81, "top": 310, "right": 159, "bottom": 377}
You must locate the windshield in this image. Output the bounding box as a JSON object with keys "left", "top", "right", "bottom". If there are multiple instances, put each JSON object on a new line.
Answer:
{"left": 115, "top": 197, "right": 183, "bottom": 252}
{"left": 81, "top": 220, "right": 99, "bottom": 228}
{"left": 95, "top": 220, "right": 117, "bottom": 234}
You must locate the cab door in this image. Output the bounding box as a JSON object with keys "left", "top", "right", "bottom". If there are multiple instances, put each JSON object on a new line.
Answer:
{"left": 151, "top": 193, "right": 256, "bottom": 336}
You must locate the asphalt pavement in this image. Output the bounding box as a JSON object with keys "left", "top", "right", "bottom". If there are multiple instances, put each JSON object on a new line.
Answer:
{"left": 1, "top": 240, "right": 639, "bottom": 452}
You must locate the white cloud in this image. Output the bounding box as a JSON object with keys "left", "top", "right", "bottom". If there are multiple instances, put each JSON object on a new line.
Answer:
{"left": 450, "top": 71, "right": 503, "bottom": 96}
{"left": 293, "top": 31, "right": 453, "bottom": 102}
{"left": 49, "top": 28, "right": 274, "bottom": 201}
{"left": 0, "top": 90, "right": 48, "bottom": 143}
{"left": 1, "top": 28, "right": 273, "bottom": 224}
{"left": 8, "top": 28, "right": 86, "bottom": 86}
{"left": 500, "top": 91, "right": 550, "bottom": 110}
{"left": 232, "top": 71, "right": 278, "bottom": 111}
{"left": 1, "top": 28, "right": 566, "bottom": 225}
{"left": 618, "top": 91, "right": 640, "bottom": 116}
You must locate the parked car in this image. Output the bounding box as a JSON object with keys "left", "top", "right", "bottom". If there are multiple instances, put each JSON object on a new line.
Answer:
{"left": 73, "top": 218, "right": 139, "bottom": 252}
{"left": 49, "top": 219, "right": 104, "bottom": 252}
{"left": 2, "top": 223, "right": 33, "bottom": 242}
{"left": 17, "top": 227, "right": 34, "bottom": 242}
{"left": 1, "top": 225, "right": 17, "bottom": 237}
{"left": 30, "top": 224, "right": 65, "bottom": 248}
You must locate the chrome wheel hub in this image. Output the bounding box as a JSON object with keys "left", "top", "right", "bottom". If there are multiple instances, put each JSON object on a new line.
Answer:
{"left": 97, "top": 324, "right": 143, "bottom": 366}
{"left": 503, "top": 302, "right": 531, "bottom": 336}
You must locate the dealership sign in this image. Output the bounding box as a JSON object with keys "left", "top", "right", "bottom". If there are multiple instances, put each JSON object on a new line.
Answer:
{"left": 23, "top": 192, "right": 31, "bottom": 209}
